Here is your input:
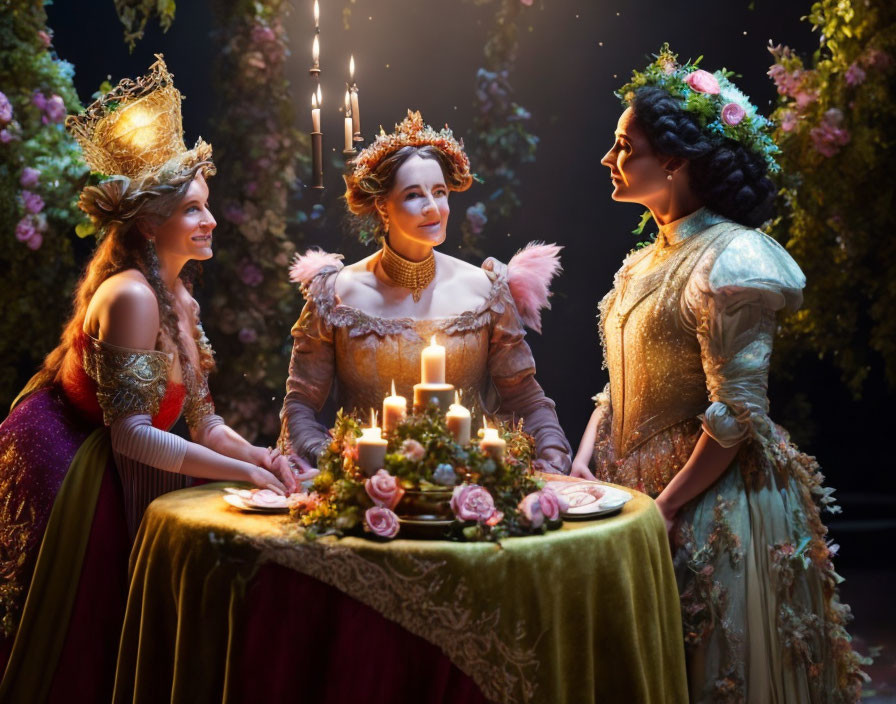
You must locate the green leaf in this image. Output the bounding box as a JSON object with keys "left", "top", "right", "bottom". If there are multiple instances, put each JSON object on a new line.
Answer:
{"left": 632, "top": 209, "right": 653, "bottom": 236}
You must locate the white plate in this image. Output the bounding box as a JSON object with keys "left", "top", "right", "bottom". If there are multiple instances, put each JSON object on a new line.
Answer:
{"left": 222, "top": 493, "right": 290, "bottom": 513}
{"left": 545, "top": 481, "right": 633, "bottom": 519}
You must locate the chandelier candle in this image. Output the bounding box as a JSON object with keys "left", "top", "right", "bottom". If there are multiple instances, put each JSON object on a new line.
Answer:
{"left": 358, "top": 410, "right": 388, "bottom": 476}
{"left": 349, "top": 55, "right": 361, "bottom": 141}
{"left": 446, "top": 392, "right": 471, "bottom": 445}
{"left": 382, "top": 380, "right": 407, "bottom": 433}
{"left": 311, "top": 88, "right": 323, "bottom": 189}
{"left": 309, "top": 1, "right": 320, "bottom": 77}
{"left": 343, "top": 90, "right": 354, "bottom": 155}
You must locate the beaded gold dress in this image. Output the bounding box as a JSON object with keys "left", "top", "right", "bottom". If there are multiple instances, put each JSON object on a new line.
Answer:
{"left": 592, "top": 208, "right": 866, "bottom": 703}
{"left": 281, "top": 251, "right": 571, "bottom": 473}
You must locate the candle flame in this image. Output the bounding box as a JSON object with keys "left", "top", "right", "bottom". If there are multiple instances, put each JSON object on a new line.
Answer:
{"left": 344, "top": 89, "right": 351, "bottom": 114}
{"left": 350, "top": 54, "right": 355, "bottom": 80}
{"left": 312, "top": 92, "right": 318, "bottom": 109}
{"left": 316, "top": 84, "right": 322, "bottom": 105}
{"left": 454, "top": 390, "right": 460, "bottom": 405}
{"left": 313, "top": 0, "right": 320, "bottom": 26}
{"left": 391, "top": 379, "right": 396, "bottom": 397}
{"left": 430, "top": 334, "right": 437, "bottom": 346}
{"left": 312, "top": 34, "right": 319, "bottom": 63}
{"left": 482, "top": 416, "right": 489, "bottom": 431}
{"left": 370, "top": 408, "right": 377, "bottom": 428}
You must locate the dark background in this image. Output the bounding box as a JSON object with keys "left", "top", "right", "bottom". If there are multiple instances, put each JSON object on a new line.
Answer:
{"left": 44, "top": 0, "right": 893, "bottom": 572}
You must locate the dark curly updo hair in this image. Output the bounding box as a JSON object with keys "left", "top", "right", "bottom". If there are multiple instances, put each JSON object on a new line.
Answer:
{"left": 631, "top": 86, "right": 776, "bottom": 227}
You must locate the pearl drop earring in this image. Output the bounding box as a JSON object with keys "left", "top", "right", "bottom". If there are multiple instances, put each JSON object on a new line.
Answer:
{"left": 666, "top": 173, "right": 673, "bottom": 181}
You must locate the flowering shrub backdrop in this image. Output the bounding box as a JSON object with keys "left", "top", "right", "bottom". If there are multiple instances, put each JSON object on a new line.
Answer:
{"left": 0, "top": 1, "right": 88, "bottom": 406}
{"left": 767, "top": 0, "right": 896, "bottom": 394}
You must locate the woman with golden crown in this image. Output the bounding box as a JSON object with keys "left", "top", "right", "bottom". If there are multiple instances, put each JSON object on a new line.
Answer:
{"left": 0, "top": 56, "right": 294, "bottom": 700}
{"left": 282, "top": 110, "right": 572, "bottom": 474}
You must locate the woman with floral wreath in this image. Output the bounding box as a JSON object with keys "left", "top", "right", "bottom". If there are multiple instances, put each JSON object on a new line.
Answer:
{"left": 282, "top": 110, "right": 572, "bottom": 475}
{"left": 570, "top": 46, "right": 866, "bottom": 702}
{"left": 0, "top": 56, "right": 293, "bottom": 701}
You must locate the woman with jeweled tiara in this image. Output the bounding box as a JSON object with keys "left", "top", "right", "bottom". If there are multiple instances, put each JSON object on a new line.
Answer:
{"left": 0, "top": 57, "right": 293, "bottom": 700}
{"left": 282, "top": 111, "right": 571, "bottom": 474}
{"left": 570, "top": 45, "right": 866, "bottom": 702}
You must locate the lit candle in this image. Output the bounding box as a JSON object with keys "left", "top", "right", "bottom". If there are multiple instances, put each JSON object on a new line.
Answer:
{"left": 311, "top": 90, "right": 321, "bottom": 133}
{"left": 343, "top": 90, "right": 353, "bottom": 153}
{"left": 349, "top": 55, "right": 361, "bottom": 139}
{"left": 479, "top": 418, "right": 506, "bottom": 460}
{"left": 382, "top": 380, "right": 407, "bottom": 433}
{"left": 312, "top": 35, "right": 320, "bottom": 71}
{"left": 313, "top": 0, "right": 319, "bottom": 29}
{"left": 421, "top": 335, "right": 446, "bottom": 385}
{"left": 446, "top": 391, "right": 471, "bottom": 445}
{"left": 357, "top": 409, "right": 388, "bottom": 476}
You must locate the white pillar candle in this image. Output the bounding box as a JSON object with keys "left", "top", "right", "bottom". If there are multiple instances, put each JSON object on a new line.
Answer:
{"left": 311, "top": 92, "right": 321, "bottom": 133}
{"left": 446, "top": 392, "right": 471, "bottom": 445}
{"left": 479, "top": 421, "right": 506, "bottom": 460}
{"left": 358, "top": 409, "right": 387, "bottom": 476}
{"left": 349, "top": 55, "right": 361, "bottom": 137}
{"left": 382, "top": 380, "right": 407, "bottom": 433}
{"left": 421, "top": 335, "right": 446, "bottom": 385}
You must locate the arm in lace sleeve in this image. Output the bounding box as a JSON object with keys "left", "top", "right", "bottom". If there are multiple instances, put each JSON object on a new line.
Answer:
{"left": 280, "top": 298, "right": 335, "bottom": 463}
{"left": 684, "top": 230, "right": 806, "bottom": 447}
{"left": 487, "top": 285, "right": 572, "bottom": 473}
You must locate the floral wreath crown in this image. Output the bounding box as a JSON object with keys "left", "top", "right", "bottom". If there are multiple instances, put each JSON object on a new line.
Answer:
{"left": 350, "top": 110, "right": 471, "bottom": 184}
{"left": 66, "top": 54, "right": 213, "bottom": 185}
{"left": 617, "top": 44, "right": 780, "bottom": 173}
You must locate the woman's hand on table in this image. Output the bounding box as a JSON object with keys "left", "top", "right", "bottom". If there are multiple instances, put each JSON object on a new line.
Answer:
{"left": 245, "top": 463, "right": 289, "bottom": 495}
{"left": 569, "top": 459, "right": 597, "bottom": 480}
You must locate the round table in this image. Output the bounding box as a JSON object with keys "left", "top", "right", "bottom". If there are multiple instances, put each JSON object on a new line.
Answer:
{"left": 113, "top": 482, "right": 687, "bottom": 704}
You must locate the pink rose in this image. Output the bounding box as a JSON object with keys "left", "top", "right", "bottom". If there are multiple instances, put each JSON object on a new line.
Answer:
{"left": 15, "top": 217, "right": 37, "bottom": 242}
{"left": 365, "top": 469, "right": 405, "bottom": 510}
{"left": 21, "top": 190, "right": 44, "bottom": 214}
{"left": 26, "top": 232, "right": 43, "bottom": 250}
{"left": 720, "top": 103, "right": 746, "bottom": 126}
{"left": 401, "top": 439, "right": 425, "bottom": 462}
{"left": 540, "top": 484, "right": 568, "bottom": 519}
{"left": 518, "top": 492, "right": 545, "bottom": 528}
{"left": 365, "top": 506, "right": 400, "bottom": 538}
{"left": 0, "top": 91, "right": 12, "bottom": 125}
{"left": 450, "top": 484, "right": 498, "bottom": 523}
{"left": 20, "top": 167, "right": 40, "bottom": 188}
{"left": 684, "top": 69, "right": 720, "bottom": 95}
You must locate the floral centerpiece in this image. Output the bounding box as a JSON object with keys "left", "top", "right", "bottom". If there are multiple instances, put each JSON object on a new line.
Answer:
{"left": 291, "top": 407, "right": 566, "bottom": 542}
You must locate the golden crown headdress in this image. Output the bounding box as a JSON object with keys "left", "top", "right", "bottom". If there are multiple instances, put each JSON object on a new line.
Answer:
{"left": 351, "top": 110, "right": 470, "bottom": 183}
{"left": 66, "top": 55, "right": 212, "bottom": 184}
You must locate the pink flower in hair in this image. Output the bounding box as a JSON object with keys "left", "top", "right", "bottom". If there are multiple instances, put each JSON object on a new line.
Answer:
{"left": 684, "top": 69, "right": 720, "bottom": 95}
{"left": 720, "top": 103, "right": 746, "bottom": 126}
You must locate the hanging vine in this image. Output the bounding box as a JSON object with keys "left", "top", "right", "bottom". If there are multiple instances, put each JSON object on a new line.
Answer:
{"left": 113, "top": 0, "right": 177, "bottom": 51}
{"left": 767, "top": 0, "right": 896, "bottom": 394}
{"left": 0, "top": 1, "right": 89, "bottom": 408}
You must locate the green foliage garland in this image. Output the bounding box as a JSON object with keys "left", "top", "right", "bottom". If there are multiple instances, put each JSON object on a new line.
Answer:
{"left": 766, "top": 0, "right": 896, "bottom": 394}
{"left": 0, "top": 2, "right": 88, "bottom": 409}
{"left": 113, "top": 0, "right": 177, "bottom": 51}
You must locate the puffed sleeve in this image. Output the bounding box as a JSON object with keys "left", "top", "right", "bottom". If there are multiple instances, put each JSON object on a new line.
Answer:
{"left": 82, "top": 338, "right": 187, "bottom": 472}
{"left": 486, "top": 277, "right": 572, "bottom": 473}
{"left": 683, "top": 229, "right": 805, "bottom": 447}
{"left": 280, "top": 273, "right": 337, "bottom": 463}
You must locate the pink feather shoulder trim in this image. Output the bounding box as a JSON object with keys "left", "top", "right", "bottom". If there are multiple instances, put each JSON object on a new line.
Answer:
{"left": 506, "top": 242, "right": 563, "bottom": 333}
{"left": 288, "top": 249, "right": 344, "bottom": 285}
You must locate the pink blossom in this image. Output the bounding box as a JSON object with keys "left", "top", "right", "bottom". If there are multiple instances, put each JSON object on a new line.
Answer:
{"left": 401, "top": 439, "right": 425, "bottom": 462}
{"left": 810, "top": 108, "right": 851, "bottom": 158}
{"left": 31, "top": 91, "right": 47, "bottom": 111}
{"left": 684, "top": 69, "right": 720, "bottom": 95}
{"left": 518, "top": 492, "right": 545, "bottom": 528}
{"left": 26, "top": 232, "right": 43, "bottom": 250}
{"left": 0, "top": 129, "right": 15, "bottom": 144}
{"left": 237, "top": 260, "right": 263, "bottom": 286}
{"left": 37, "top": 30, "right": 52, "bottom": 47}
{"left": 21, "top": 190, "right": 44, "bottom": 214}
{"left": 20, "top": 167, "right": 40, "bottom": 188}
{"left": 720, "top": 103, "right": 746, "bottom": 126}
{"left": 451, "top": 484, "right": 498, "bottom": 523}
{"left": 365, "top": 506, "right": 400, "bottom": 538}
{"left": 793, "top": 89, "right": 818, "bottom": 110}
{"left": 238, "top": 327, "right": 258, "bottom": 344}
{"left": 15, "top": 217, "right": 37, "bottom": 242}
{"left": 43, "top": 95, "right": 66, "bottom": 123}
{"left": 0, "top": 91, "right": 12, "bottom": 125}
{"left": 844, "top": 63, "right": 866, "bottom": 87}
{"left": 365, "top": 469, "right": 405, "bottom": 510}
{"left": 779, "top": 110, "right": 798, "bottom": 133}
{"left": 251, "top": 25, "right": 277, "bottom": 43}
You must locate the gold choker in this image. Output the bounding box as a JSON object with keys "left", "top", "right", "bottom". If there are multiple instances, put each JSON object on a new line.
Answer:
{"left": 380, "top": 242, "right": 436, "bottom": 302}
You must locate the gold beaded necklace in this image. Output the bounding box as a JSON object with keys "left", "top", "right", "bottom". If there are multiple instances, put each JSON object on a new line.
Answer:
{"left": 379, "top": 240, "right": 436, "bottom": 302}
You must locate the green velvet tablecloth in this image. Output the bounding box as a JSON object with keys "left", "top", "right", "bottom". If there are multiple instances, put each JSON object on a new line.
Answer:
{"left": 113, "top": 482, "right": 687, "bottom": 704}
